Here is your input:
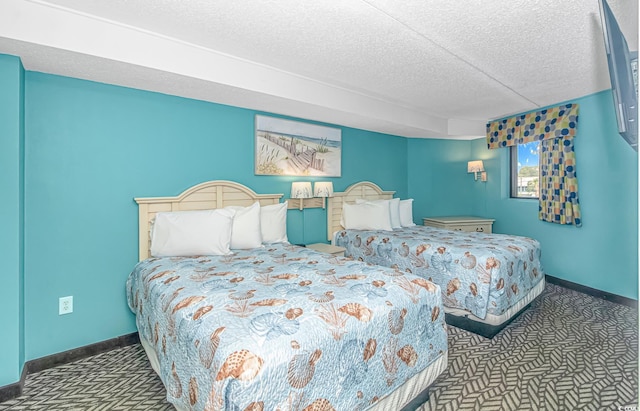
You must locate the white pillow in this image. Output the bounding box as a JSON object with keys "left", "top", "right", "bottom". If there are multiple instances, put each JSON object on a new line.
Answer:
{"left": 150, "top": 209, "right": 235, "bottom": 257}
{"left": 399, "top": 199, "right": 416, "bottom": 227}
{"left": 260, "top": 202, "right": 288, "bottom": 243}
{"left": 225, "top": 202, "right": 263, "bottom": 250}
{"left": 342, "top": 201, "right": 393, "bottom": 231}
{"left": 355, "top": 198, "right": 401, "bottom": 229}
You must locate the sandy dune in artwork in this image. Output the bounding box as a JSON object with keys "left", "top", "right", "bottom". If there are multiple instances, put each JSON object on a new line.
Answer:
{"left": 256, "top": 133, "right": 340, "bottom": 176}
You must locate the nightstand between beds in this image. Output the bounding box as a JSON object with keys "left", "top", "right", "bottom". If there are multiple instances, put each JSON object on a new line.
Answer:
{"left": 306, "top": 243, "right": 346, "bottom": 257}
{"left": 422, "top": 216, "right": 494, "bottom": 233}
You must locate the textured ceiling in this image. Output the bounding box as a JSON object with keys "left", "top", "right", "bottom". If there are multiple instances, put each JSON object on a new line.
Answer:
{"left": 0, "top": 0, "right": 637, "bottom": 138}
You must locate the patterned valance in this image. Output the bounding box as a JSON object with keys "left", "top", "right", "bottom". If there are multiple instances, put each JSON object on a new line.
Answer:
{"left": 486, "top": 104, "right": 579, "bottom": 149}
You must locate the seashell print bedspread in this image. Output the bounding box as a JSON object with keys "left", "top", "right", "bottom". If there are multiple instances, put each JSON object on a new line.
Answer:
{"left": 334, "top": 226, "right": 544, "bottom": 319}
{"left": 126, "top": 243, "right": 447, "bottom": 411}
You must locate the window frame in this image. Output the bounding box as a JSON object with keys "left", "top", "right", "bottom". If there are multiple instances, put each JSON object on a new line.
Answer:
{"left": 510, "top": 142, "right": 541, "bottom": 199}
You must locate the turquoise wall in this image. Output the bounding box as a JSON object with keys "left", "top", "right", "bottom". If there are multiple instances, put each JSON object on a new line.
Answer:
{"left": 0, "top": 54, "right": 24, "bottom": 387}
{"left": 22, "top": 72, "right": 408, "bottom": 360}
{"left": 407, "top": 139, "right": 475, "bottom": 220}
{"left": 469, "top": 90, "right": 638, "bottom": 299}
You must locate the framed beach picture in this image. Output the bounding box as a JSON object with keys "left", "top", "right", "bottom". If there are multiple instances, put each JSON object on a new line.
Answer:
{"left": 255, "top": 115, "right": 342, "bottom": 176}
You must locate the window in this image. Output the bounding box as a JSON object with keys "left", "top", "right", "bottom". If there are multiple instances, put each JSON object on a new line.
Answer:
{"left": 510, "top": 141, "right": 540, "bottom": 198}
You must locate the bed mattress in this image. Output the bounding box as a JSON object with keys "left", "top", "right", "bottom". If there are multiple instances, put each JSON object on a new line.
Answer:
{"left": 127, "top": 243, "right": 448, "bottom": 411}
{"left": 334, "top": 225, "right": 545, "bottom": 321}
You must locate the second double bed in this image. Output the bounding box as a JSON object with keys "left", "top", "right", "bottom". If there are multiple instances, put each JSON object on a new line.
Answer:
{"left": 329, "top": 182, "right": 546, "bottom": 338}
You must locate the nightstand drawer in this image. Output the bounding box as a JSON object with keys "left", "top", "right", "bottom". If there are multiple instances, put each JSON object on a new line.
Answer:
{"left": 423, "top": 216, "right": 494, "bottom": 234}
{"left": 447, "top": 223, "right": 492, "bottom": 233}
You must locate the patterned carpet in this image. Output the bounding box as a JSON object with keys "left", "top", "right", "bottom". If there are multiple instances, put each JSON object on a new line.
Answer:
{"left": 0, "top": 284, "right": 637, "bottom": 411}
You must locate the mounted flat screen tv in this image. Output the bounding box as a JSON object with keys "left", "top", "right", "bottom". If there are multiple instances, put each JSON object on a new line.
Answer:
{"left": 599, "top": 0, "right": 638, "bottom": 151}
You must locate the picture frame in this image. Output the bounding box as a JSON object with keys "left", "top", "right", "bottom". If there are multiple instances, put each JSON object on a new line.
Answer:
{"left": 255, "top": 115, "right": 342, "bottom": 176}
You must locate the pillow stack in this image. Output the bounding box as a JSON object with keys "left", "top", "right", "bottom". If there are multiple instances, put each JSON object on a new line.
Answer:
{"left": 150, "top": 201, "right": 288, "bottom": 257}
{"left": 342, "top": 198, "right": 415, "bottom": 231}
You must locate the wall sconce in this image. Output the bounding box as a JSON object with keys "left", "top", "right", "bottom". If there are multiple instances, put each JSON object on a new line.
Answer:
{"left": 468, "top": 160, "right": 487, "bottom": 182}
{"left": 313, "top": 182, "right": 334, "bottom": 209}
{"left": 290, "top": 182, "right": 313, "bottom": 210}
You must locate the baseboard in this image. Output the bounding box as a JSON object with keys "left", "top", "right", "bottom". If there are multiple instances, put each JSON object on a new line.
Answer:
{"left": 27, "top": 332, "right": 140, "bottom": 374}
{"left": 545, "top": 275, "right": 638, "bottom": 308}
{"left": 0, "top": 366, "right": 26, "bottom": 403}
{"left": 0, "top": 332, "right": 139, "bottom": 403}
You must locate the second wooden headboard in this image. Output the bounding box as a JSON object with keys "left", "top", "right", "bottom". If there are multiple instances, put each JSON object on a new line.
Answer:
{"left": 326, "top": 181, "right": 395, "bottom": 241}
{"left": 135, "top": 180, "right": 283, "bottom": 261}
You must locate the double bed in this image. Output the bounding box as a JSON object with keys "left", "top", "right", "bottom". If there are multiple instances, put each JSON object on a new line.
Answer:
{"left": 126, "top": 180, "right": 448, "bottom": 411}
{"left": 328, "top": 181, "right": 546, "bottom": 338}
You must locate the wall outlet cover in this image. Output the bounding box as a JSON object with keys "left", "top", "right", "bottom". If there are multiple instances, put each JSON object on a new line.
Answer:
{"left": 59, "top": 296, "right": 73, "bottom": 315}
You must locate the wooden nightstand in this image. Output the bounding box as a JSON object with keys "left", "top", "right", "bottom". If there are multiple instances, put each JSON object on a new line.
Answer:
{"left": 306, "top": 243, "right": 346, "bottom": 257}
{"left": 422, "top": 216, "right": 495, "bottom": 233}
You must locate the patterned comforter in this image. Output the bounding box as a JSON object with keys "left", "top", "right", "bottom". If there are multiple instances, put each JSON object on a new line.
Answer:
{"left": 126, "top": 243, "right": 447, "bottom": 411}
{"left": 334, "top": 226, "right": 544, "bottom": 319}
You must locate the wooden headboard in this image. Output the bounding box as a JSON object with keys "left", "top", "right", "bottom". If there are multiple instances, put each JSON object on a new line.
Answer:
{"left": 135, "top": 180, "right": 283, "bottom": 261}
{"left": 326, "top": 181, "right": 395, "bottom": 241}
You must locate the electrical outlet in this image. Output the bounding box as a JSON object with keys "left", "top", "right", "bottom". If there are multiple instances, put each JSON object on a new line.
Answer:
{"left": 59, "top": 296, "right": 73, "bottom": 315}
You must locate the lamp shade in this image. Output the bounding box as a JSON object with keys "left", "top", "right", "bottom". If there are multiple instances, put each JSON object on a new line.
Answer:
{"left": 313, "top": 182, "right": 334, "bottom": 198}
{"left": 467, "top": 160, "right": 485, "bottom": 173}
{"left": 291, "top": 182, "right": 313, "bottom": 199}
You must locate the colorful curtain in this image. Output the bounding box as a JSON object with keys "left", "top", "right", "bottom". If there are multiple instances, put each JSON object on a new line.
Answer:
{"left": 486, "top": 104, "right": 579, "bottom": 149}
{"left": 538, "top": 136, "right": 581, "bottom": 226}
{"left": 485, "top": 104, "right": 581, "bottom": 227}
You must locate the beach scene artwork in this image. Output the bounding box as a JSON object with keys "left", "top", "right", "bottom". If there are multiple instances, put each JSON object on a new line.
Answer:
{"left": 255, "top": 115, "right": 342, "bottom": 176}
